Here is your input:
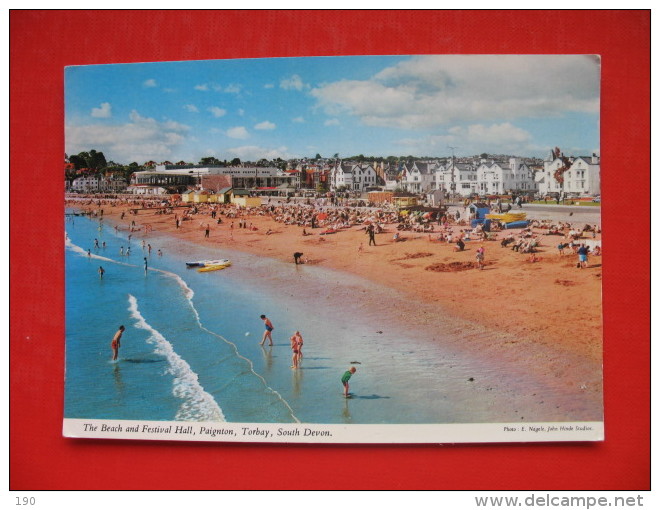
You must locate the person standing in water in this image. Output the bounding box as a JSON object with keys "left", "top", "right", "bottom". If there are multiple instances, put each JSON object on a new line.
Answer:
{"left": 290, "top": 331, "right": 303, "bottom": 368}
{"left": 260, "top": 315, "right": 274, "bottom": 346}
{"left": 98, "top": 266, "right": 105, "bottom": 279}
{"left": 341, "top": 366, "right": 357, "bottom": 397}
{"left": 111, "top": 325, "right": 125, "bottom": 361}
{"left": 143, "top": 257, "right": 148, "bottom": 275}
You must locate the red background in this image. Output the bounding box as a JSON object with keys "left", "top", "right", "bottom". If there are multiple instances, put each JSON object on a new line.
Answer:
{"left": 10, "top": 10, "right": 650, "bottom": 489}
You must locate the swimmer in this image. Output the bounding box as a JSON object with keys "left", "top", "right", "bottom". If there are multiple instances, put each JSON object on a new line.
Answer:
{"left": 111, "top": 325, "right": 125, "bottom": 361}
{"left": 290, "top": 331, "right": 303, "bottom": 368}
{"left": 260, "top": 315, "right": 274, "bottom": 346}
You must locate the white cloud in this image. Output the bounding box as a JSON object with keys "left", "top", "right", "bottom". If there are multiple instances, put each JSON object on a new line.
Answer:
{"left": 184, "top": 104, "right": 199, "bottom": 113}
{"left": 238, "top": 109, "right": 245, "bottom": 116}
{"left": 292, "top": 116, "right": 305, "bottom": 123}
{"left": 226, "top": 145, "right": 298, "bottom": 161}
{"left": 324, "top": 118, "right": 340, "bottom": 126}
{"left": 143, "top": 79, "right": 157, "bottom": 88}
{"left": 397, "top": 122, "right": 536, "bottom": 156}
{"left": 280, "top": 74, "right": 306, "bottom": 91}
{"left": 223, "top": 84, "right": 241, "bottom": 94}
{"left": 311, "top": 55, "right": 600, "bottom": 129}
{"left": 91, "top": 102, "right": 112, "bottom": 118}
{"left": 226, "top": 126, "right": 249, "bottom": 139}
{"left": 264, "top": 83, "right": 275, "bottom": 89}
{"left": 65, "top": 110, "right": 190, "bottom": 163}
{"left": 255, "top": 121, "right": 276, "bottom": 130}
{"left": 208, "top": 107, "right": 227, "bottom": 118}
{"left": 195, "top": 84, "right": 209, "bottom": 91}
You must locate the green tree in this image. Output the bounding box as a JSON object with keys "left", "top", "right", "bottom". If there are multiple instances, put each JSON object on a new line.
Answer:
{"left": 199, "top": 156, "right": 222, "bottom": 166}
{"left": 69, "top": 154, "right": 87, "bottom": 170}
{"left": 230, "top": 158, "right": 242, "bottom": 166}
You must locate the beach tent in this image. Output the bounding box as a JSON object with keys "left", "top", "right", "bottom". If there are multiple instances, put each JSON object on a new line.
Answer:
{"left": 468, "top": 202, "right": 490, "bottom": 220}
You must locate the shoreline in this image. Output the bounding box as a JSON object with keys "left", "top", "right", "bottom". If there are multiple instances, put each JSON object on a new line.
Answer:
{"left": 66, "top": 197, "right": 604, "bottom": 418}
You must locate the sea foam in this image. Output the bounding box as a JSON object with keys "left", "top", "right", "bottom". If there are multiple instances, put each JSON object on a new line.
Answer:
{"left": 128, "top": 294, "right": 226, "bottom": 422}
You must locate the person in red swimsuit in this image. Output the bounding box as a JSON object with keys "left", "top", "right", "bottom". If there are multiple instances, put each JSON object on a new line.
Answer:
{"left": 111, "top": 325, "right": 125, "bottom": 361}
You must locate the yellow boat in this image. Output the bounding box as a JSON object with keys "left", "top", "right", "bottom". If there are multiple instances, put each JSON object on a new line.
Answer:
{"left": 485, "top": 212, "right": 527, "bottom": 223}
{"left": 197, "top": 262, "right": 231, "bottom": 272}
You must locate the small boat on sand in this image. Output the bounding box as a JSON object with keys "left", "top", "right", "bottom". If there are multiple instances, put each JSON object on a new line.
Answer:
{"left": 186, "top": 259, "right": 230, "bottom": 268}
{"left": 197, "top": 262, "right": 232, "bottom": 273}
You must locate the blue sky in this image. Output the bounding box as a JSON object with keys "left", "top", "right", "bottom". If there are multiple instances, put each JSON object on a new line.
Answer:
{"left": 65, "top": 55, "right": 600, "bottom": 164}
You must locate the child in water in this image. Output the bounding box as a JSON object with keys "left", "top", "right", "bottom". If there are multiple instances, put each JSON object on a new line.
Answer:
{"left": 341, "top": 366, "right": 357, "bottom": 397}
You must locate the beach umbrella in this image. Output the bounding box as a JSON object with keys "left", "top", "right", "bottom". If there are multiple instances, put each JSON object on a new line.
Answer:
{"left": 317, "top": 213, "right": 328, "bottom": 220}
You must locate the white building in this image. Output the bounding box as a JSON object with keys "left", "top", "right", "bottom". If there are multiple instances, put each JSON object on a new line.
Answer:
{"left": 537, "top": 153, "right": 600, "bottom": 196}
{"left": 130, "top": 165, "right": 293, "bottom": 193}
{"left": 435, "top": 160, "right": 479, "bottom": 197}
{"left": 330, "top": 162, "right": 379, "bottom": 192}
{"left": 476, "top": 158, "right": 538, "bottom": 195}
{"left": 400, "top": 161, "right": 438, "bottom": 193}
{"left": 71, "top": 175, "right": 101, "bottom": 193}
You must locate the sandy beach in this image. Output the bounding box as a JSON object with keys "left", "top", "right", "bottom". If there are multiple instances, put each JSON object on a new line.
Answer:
{"left": 67, "top": 196, "right": 604, "bottom": 417}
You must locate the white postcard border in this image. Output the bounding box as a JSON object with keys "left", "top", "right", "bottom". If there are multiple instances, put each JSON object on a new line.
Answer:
{"left": 63, "top": 418, "right": 604, "bottom": 444}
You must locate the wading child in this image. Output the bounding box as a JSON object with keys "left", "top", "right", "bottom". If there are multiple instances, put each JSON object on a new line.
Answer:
{"left": 341, "top": 366, "right": 357, "bottom": 397}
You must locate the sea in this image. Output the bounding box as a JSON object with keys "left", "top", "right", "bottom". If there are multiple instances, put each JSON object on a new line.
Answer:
{"left": 64, "top": 209, "right": 585, "bottom": 426}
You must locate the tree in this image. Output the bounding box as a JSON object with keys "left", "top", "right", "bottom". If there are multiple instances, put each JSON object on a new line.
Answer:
{"left": 230, "top": 158, "right": 241, "bottom": 166}
{"left": 199, "top": 156, "right": 222, "bottom": 166}
{"left": 69, "top": 154, "right": 87, "bottom": 170}
{"left": 72, "top": 150, "right": 107, "bottom": 170}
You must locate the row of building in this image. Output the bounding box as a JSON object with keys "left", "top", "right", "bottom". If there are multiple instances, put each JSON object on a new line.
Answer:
{"left": 67, "top": 151, "right": 600, "bottom": 198}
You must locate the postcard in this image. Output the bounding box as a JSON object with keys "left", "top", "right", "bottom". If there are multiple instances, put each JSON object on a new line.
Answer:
{"left": 62, "top": 55, "right": 603, "bottom": 443}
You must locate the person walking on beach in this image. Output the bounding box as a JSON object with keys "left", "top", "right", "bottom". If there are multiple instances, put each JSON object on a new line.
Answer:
{"left": 98, "top": 266, "right": 105, "bottom": 279}
{"left": 111, "top": 325, "right": 125, "bottom": 361}
{"left": 577, "top": 244, "right": 590, "bottom": 269}
{"left": 260, "top": 315, "right": 274, "bottom": 346}
{"left": 341, "top": 366, "right": 357, "bottom": 398}
{"left": 476, "top": 245, "right": 485, "bottom": 270}
{"left": 205, "top": 224, "right": 210, "bottom": 238}
{"left": 367, "top": 224, "right": 376, "bottom": 246}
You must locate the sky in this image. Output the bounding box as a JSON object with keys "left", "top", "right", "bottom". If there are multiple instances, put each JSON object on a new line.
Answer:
{"left": 65, "top": 54, "right": 600, "bottom": 165}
